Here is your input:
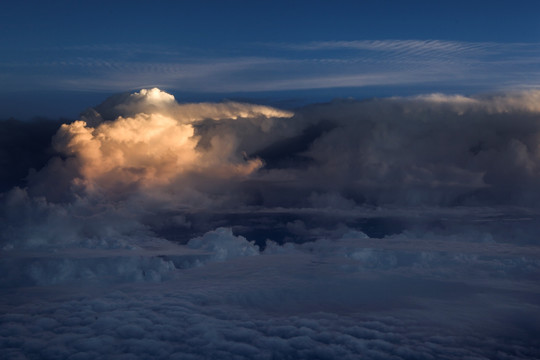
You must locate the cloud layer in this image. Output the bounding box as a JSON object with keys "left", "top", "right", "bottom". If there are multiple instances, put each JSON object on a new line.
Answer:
{"left": 1, "top": 235, "right": 539, "bottom": 359}
{"left": 3, "top": 88, "right": 540, "bottom": 250}
{"left": 1, "top": 88, "right": 540, "bottom": 359}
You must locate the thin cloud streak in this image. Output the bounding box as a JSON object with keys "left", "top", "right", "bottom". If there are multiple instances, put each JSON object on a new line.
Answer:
{"left": 281, "top": 39, "right": 492, "bottom": 56}
{"left": 0, "top": 39, "right": 539, "bottom": 93}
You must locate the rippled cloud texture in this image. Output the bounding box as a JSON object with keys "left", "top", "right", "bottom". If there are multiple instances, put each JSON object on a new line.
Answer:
{"left": 1, "top": 89, "right": 540, "bottom": 359}
{"left": 3, "top": 40, "right": 540, "bottom": 95}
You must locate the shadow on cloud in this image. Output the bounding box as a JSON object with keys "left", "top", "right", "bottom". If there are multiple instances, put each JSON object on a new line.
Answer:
{"left": 3, "top": 88, "right": 540, "bottom": 249}
{"left": 1, "top": 88, "right": 540, "bottom": 359}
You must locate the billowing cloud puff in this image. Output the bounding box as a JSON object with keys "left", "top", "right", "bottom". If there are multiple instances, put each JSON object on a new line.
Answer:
{"left": 280, "top": 90, "right": 540, "bottom": 208}
{"left": 46, "top": 88, "right": 292, "bottom": 197}
{"left": 54, "top": 114, "right": 198, "bottom": 190}
{"left": 22, "top": 88, "right": 540, "bottom": 209}
{"left": 0, "top": 89, "right": 296, "bottom": 248}
{"left": 187, "top": 227, "right": 259, "bottom": 262}
{"left": 2, "top": 89, "right": 540, "bottom": 360}
{"left": 413, "top": 90, "right": 540, "bottom": 113}
{"left": 87, "top": 88, "right": 293, "bottom": 124}
{"left": 4, "top": 88, "right": 540, "bottom": 251}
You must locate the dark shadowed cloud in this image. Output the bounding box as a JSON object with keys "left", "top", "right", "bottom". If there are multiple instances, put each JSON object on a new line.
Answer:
{"left": 1, "top": 88, "right": 540, "bottom": 359}
{"left": 0, "top": 118, "right": 64, "bottom": 192}
{"left": 4, "top": 88, "right": 540, "bottom": 249}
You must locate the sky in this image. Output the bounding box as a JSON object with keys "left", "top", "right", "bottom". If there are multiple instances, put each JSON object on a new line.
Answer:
{"left": 2, "top": 2, "right": 540, "bottom": 359}
{"left": 1, "top": 0, "right": 539, "bottom": 118}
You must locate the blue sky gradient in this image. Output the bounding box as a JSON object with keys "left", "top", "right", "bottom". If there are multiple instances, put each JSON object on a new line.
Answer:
{"left": 1, "top": 1, "right": 539, "bottom": 118}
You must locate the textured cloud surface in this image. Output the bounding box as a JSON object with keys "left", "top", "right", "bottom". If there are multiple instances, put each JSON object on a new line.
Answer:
{"left": 53, "top": 88, "right": 291, "bottom": 194}
{"left": 2, "top": 236, "right": 539, "bottom": 359}
{"left": 1, "top": 89, "right": 540, "bottom": 358}
{"left": 20, "top": 88, "right": 540, "bottom": 204}
{"left": 4, "top": 88, "right": 540, "bottom": 247}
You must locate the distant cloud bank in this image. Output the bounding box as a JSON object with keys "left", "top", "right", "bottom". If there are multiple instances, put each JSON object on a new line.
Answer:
{"left": 3, "top": 88, "right": 540, "bottom": 250}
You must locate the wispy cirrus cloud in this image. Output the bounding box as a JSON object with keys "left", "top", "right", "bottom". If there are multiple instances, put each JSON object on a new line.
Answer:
{"left": 281, "top": 39, "right": 491, "bottom": 55}
{"left": 1, "top": 39, "right": 539, "bottom": 94}
{"left": 280, "top": 39, "right": 540, "bottom": 60}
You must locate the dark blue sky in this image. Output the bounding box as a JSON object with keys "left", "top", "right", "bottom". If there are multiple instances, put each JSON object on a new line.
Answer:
{"left": 1, "top": 0, "right": 539, "bottom": 118}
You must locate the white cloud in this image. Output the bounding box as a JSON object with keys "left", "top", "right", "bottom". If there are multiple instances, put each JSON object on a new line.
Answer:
{"left": 4, "top": 88, "right": 540, "bottom": 251}
{"left": 413, "top": 90, "right": 540, "bottom": 113}
{"left": 1, "top": 86, "right": 540, "bottom": 358}
{"left": 51, "top": 88, "right": 291, "bottom": 197}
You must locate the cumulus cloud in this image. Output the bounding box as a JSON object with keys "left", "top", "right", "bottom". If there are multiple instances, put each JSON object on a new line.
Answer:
{"left": 89, "top": 88, "right": 293, "bottom": 123}
{"left": 2, "top": 88, "right": 540, "bottom": 358}
{"left": 284, "top": 90, "right": 540, "bottom": 208}
{"left": 48, "top": 88, "right": 291, "bottom": 198}
{"left": 3, "top": 89, "right": 540, "bottom": 250}
{"left": 34, "top": 88, "right": 540, "bottom": 210}
{"left": 54, "top": 113, "right": 200, "bottom": 190}
{"left": 187, "top": 227, "right": 259, "bottom": 262}
{"left": 4, "top": 88, "right": 540, "bottom": 251}
{"left": 413, "top": 90, "right": 540, "bottom": 113}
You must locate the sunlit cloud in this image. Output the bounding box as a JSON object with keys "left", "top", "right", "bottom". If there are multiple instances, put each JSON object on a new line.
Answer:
{"left": 2, "top": 88, "right": 540, "bottom": 359}
{"left": 2, "top": 87, "right": 540, "bottom": 251}
{"left": 52, "top": 88, "right": 292, "bottom": 195}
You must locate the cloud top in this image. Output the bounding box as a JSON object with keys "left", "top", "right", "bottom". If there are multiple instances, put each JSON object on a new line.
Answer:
{"left": 4, "top": 88, "right": 540, "bottom": 251}
{"left": 50, "top": 88, "right": 292, "bottom": 196}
